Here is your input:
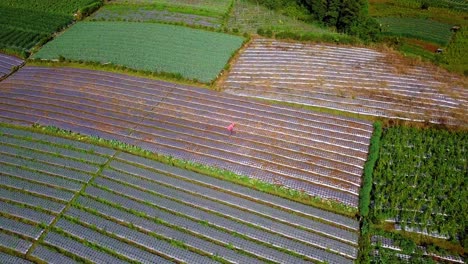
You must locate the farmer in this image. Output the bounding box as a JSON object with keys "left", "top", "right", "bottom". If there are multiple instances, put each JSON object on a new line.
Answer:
{"left": 227, "top": 122, "right": 236, "bottom": 135}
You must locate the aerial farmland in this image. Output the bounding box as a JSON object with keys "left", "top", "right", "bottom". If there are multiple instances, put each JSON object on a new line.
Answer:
{"left": 0, "top": 0, "right": 466, "bottom": 263}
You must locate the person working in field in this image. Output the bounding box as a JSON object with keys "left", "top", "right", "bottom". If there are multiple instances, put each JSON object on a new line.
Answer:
{"left": 227, "top": 122, "right": 236, "bottom": 135}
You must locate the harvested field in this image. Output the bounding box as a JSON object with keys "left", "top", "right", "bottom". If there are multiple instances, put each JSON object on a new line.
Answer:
{"left": 0, "top": 125, "right": 359, "bottom": 263}
{"left": 0, "top": 53, "right": 23, "bottom": 80}
{"left": 0, "top": 66, "right": 374, "bottom": 207}
{"left": 222, "top": 38, "right": 468, "bottom": 125}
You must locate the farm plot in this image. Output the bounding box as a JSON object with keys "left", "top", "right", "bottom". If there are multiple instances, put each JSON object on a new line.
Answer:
{"left": 0, "top": 125, "right": 113, "bottom": 259}
{"left": 0, "top": 125, "right": 359, "bottom": 263}
{"left": 88, "top": 4, "right": 222, "bottom": 28}
{"left": 0, "top": 0, "right": 100, "bottom": 56}
{"left": 371, "top": 126, "right": 467, "bottom": 252}
{"left": 110, "top": 0, "right": 233, "bottom": 17}
{"left": 0, "top": 66, "right": 374, "bottom": 207}
{"left": 222, "top": 38, "right": 468, "bottom": 125}
{"left": 370, "top": 235, "right": 465, "bottom": 263}
{"left": 32, "top": 22, "right": 244, "bottom": 83}
{"left": 0, "top": 53, "right": 23, "bottom": 80}
{"left": 89, "top": 2, "right": 227, "bottom": 28}
{"left": 377, "top": 17, "right": 453, "bottom": 46}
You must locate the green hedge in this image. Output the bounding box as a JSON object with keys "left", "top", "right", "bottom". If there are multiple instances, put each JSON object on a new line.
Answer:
{"left": 359, "top": 121, "right": 382, "bottom": 217}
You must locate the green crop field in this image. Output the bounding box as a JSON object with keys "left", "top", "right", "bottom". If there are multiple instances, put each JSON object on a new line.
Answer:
{"left": 88, "top": 4, "right": 222, "bottom": 28}
{"left": 33, "top": 22, "right": 244, "bottom": 83}
{"left": 0, "top": 0, "right": 101, "bottom": 56}
{"left": 110, "top": 0, "right": 233, "bottom": 17}
{"left": 371, "top": 126, "right": 467, "bottom": 249}
{"left": 378, "top": 17, "right": 453, "bottom": 45}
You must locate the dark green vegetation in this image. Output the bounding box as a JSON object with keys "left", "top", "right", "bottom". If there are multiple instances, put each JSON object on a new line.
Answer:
{"left": 364, "top": 126, "right": 467, "bottom": 262}
{"left": 369, "top": 0, "right": 467, "bottom": 75}
{"left": 0, "top": 123, "right": 359, "bottom": 263}
{"left": 0, "top": 0, "right": 102, "bottom": 57}
{"left": 253, "top": 0, "right": 380, "bottom": 42}
{"left": 32, "top": 22, "right": 244, "bottom": 83}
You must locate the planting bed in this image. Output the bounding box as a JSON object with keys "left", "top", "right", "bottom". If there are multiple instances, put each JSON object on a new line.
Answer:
{"left": 89, "top": 5, "right": 221, "bottom": 28}
{"left": 0, "top": 0, "right": 100, "bottom": 55}
{"left": 0, "top": 53, "right": 23, "bottom": 80}
{"left": 32, "top": 22, "right": 244, "bottom": 83}
{"left": 223, "top": 38, "right": 468, "bottom": 125}
{"left": 0, "top": 125, "right": 359, "bottom": 263}
{"left": 0, "top": 66, "right": 373, "bottom": 207}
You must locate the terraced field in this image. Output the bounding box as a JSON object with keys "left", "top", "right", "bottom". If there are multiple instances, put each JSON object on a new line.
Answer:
{"left": 0, "top": 53, "right": 23, "bottom": 80}
{"left": 0, "top": 125, "right": 359, "bottom": 263}
{"left": 0, "top": 66, "right": 373, "bottom": 207}
{"left": 223, "top": 38, "right": 468, "bottom": 124}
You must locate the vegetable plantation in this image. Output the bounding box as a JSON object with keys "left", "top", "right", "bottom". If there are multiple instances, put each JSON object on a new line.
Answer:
{"left": 88, "top": 4, "right": 221, "bottom": 28}
{"left": 0, "top": 124, "right": 359, "bottom": 263}
{"left": 0, "top": 0, "right": 101, "bottom": 56}
{"left": 223, "top": 38, "right": 468, "bottom": 125}
{"left": 0, "top": 66, "right": 373, "bottom": 209}
{"left": 32, "top": 22, "right": 244, "bottom": 83}
{"left": 371, "top": 126, "right": 468, "bottom": 249}
{"left": 0, "top": 53, "right": 24, "bottom": 80}
{"left": 378, "top": 17, "right": 453, "bottom": 46}
{"left": 110, "top": 0, "right": 233, "bottom": 17}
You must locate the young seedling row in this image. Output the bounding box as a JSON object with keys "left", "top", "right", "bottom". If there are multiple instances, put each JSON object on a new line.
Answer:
{"left": 223, "top": 38, "right": 468, "bottom": 125}
{"left": 0, "top": 125, "right": 358, "bottom": 263}
{"left": 0, "top": 66, "right": 374, "bottom": 206}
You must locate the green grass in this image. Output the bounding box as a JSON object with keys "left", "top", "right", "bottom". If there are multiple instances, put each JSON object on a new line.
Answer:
{"left": 32, "top": 22, "right": 244, "bottom": 83}
{"left": 110, "top": 0, "right": 233, "bottom": 18}
{"left": 378, "top": 17, "right": 453, "bottom": 45}
{"left": 371, "top": 126, "right": 468, "bottom": 250}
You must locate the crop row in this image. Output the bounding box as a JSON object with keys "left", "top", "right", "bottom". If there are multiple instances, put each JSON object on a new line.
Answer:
{"left": 115, "top": 152, "right": 359, "bottom": 231}
{"left": 0, "top": 66, "right": 372, "bottom": 206}
{"left": 371, "top": 235, "right": 464, "bottom": 264}
{"left": 223, "top": 38, "right": 468, "bottom": 124}
{"left": 83, "top": 185, "right": 354, "bottom": 263}
{"left": 88, "top": 175, "right": 358, "bottom": 260}
{"left": 0, "top": 53, "right": 23, "bottom": 79}
{"left": 107, "top": 159, "right": 358, "bottom": 243}
{"left": 0, "top": 125, "right": 359, "bottom": 263}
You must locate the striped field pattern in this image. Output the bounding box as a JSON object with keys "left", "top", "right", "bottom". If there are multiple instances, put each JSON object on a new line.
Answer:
{"left": 0, "top": 66, "right": 373, "bottom": 207}
{"left": 223, "top": 38, "right": 468, "bottom": 125}
{"left": 0, "top": 126, "right": 359, "bottom": 263}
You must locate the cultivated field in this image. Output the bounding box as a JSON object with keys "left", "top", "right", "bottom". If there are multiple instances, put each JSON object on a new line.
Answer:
{"left": 223, "top": 38, "right": 468, "bottom": 124}
{"left": 378, "top": 17, "right": 453, "bottom": 46}
{"left": 371, "top": 235, "right": 464, "bottom": 263}
{"left": 0, "top": 66, "right": 374, "bottom": 207}
{"left": 88, "top": 4, "right": 221, "bottom": 28}
{"left": 32, "top": 22, "right": 244, "bottom": 83}
{"left": 0, "top": 125, "right": 359, "bottom": 263}
{"left": 372, "top": 126, "right": 467, "bottom": 247}
{"left": 0, "top": 53, "right": 23, "bottom": 80}
{"left": 0, "top": 0, "right": 100, "bottom": 56}
{"left": 111, "top": 0, "right": 233, "bottom": 17}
